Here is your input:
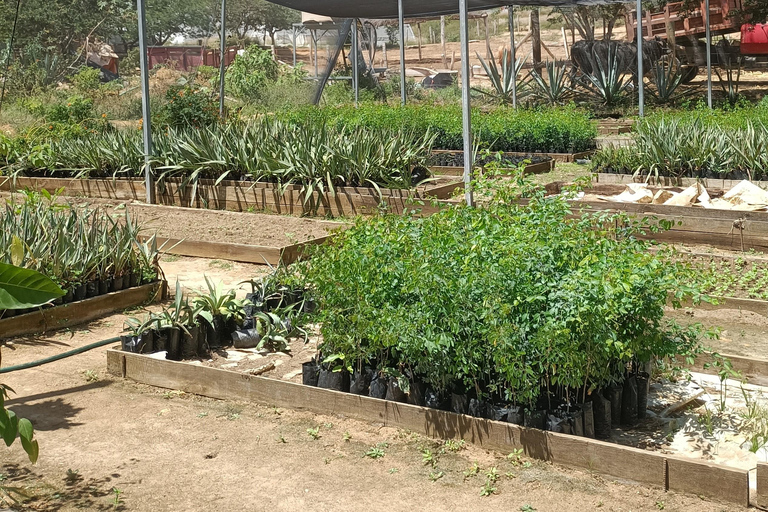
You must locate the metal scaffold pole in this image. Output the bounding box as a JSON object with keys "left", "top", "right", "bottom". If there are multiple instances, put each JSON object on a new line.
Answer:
{"left": 137, "top": 0, "right": 155, "bottom": 204}
{"left": 459, "top": 0, "right": 473, "bottom": 207}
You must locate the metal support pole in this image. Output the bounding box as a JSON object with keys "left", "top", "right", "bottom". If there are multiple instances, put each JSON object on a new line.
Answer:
{"left": 137, "top": 0, "right": 155, "bottom": 204}
{"left": 292, "top": 27, "right": 297, "bottom": 67}
{"left": 459, "top": 0, "right": 473, "bottom": 207}
{"left": 636, "top": 0, "right": 644, "bottom": 117}
{"left": 351, "top": 19, "right": 359, "bottom": 107}
{"left": 0, "top": 0, "right": 21, "bottom": 115}
{"left": 219, "top": 0, "right": 226, "bottom": 116}
{"left": 705, "top": 0, "right": 713, "bottom": 109}
{"left": 508, "top": 6, "right": 517, "bottom": 109}
{"left": 398, "top": 0, "right": 406, "bottom": 105}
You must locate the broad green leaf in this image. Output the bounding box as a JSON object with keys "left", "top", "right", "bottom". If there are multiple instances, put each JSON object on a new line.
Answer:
{"left": 0, "top": 262, "right": 65, "bottom": 310}
{"left": 1, "top": 410, "right": 18, "bottom": 447}
{"left": 17, "top": 418, "right": 33, "bottom": 442}
{"left": 20, "top": 436, "right": 39, "bottom": 464}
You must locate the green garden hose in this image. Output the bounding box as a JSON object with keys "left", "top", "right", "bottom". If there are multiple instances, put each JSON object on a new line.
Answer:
{"left": 0, "top": 337, "right": 121, "bottom": 374}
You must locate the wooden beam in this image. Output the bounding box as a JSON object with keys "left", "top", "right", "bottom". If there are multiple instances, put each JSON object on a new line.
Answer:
{"left": 666, "top": 456, "right": 749, "bottom": 507}
{"left": 107, "top": 349, "right": 751, "bottom": 506}
{"left": 0, "top": 282, "right": 164, "bottom": 340}
{"left": 756, "top": 463, "right": 768, "bottom": 508}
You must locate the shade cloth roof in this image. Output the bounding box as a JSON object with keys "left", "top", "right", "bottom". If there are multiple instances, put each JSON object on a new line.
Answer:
{"left": 270, "top": 0, "right": 627, "bottom": 19}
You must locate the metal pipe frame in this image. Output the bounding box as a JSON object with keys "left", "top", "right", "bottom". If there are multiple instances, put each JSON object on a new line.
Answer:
{"left": 459, "top": 0, "right": 473, "bottom": 207}
{"left": 399, "top": 0, "right": 407, "bottom": 105}
{"left": 137, "top": 0, "right": 155, "bottom": 204}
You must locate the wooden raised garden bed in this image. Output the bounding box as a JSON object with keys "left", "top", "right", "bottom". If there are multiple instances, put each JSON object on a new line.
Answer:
{"left": 0, "top": 281, "right": 166, "bottom": 340}
{"left": 595, "top": 172, "right": 768, "bottom": 190}
{"left": 132, "top": 204, "right": 347, "bottom": 265}
{"left": 0, "top": 176, "right": 463, "bottom": 217}
{"left": 106, "top": 348, "right": 751, "bottom": 507}
{"left": 595, "top": 119, "right": 634, "bottom": 136}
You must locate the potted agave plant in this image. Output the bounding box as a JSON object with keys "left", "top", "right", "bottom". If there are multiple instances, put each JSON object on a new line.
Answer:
{"left": 122, "top": 314, "right": 158, "bottom": 354}
{"left": 192, "top": 277, "right": 248, "bottom": 349}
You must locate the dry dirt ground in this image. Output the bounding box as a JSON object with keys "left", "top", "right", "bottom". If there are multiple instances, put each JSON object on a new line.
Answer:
{"left": 1, "top": 257, "right": 735, "bottom": 512}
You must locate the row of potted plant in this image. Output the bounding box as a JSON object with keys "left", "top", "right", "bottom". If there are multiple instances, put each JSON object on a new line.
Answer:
{"left": 0, "top": 191, "right": 161, "bottom": 318}
{"left": 121, "top": 272, "right": 310, "bottom": 359}
{"left": 291, "top": 171, "right": 709, "bottom": 438}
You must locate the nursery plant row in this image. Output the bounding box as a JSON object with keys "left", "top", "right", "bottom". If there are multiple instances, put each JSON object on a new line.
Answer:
{"left": 0, "top": 192, "right": 161, "bottom": 318}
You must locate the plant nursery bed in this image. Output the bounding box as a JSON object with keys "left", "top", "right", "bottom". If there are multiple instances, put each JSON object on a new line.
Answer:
{"left": 0, "top": 176, "right": 463, "bottom": 217}
{"left": 595, "top": 119, "right": 635, "bottom": 136}
{"left": 556, "top": 197, "right": 768, "bottom": 252}
{"left": 0, "top": 281, "right": 165, "bottom": 340}
{"left": 106, "top": 348, "right": 751, "bottom": 506}
{"left": 130, "top": 204, "right": 346, "bottom": 265}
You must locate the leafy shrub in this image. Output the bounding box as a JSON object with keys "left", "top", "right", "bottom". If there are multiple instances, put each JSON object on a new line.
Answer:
{"left": 298, "top": 174, "right": 706, "bottom": 407}
{"left": 154, "top": 85, "right": 219, "bottom": 129}
{"left": 224, "top": 46, "right": 279, "bottom": 100}
{"left": 46, "top": 95, "right": 96, "bottom": 125}
{"left": 71, "top": 66, "right": 101, "bottom": 92}
{"left": 281, "top": 103, "right": 596, "bottom": 153}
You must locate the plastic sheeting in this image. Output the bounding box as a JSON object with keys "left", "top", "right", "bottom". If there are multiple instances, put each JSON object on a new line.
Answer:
{"left": 269, "top": 0, "right": 627, "bottom": 19}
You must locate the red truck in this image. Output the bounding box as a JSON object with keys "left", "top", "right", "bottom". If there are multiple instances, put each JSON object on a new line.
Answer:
{"left": 625, "top": 0, "right": 768, "bottom": 78}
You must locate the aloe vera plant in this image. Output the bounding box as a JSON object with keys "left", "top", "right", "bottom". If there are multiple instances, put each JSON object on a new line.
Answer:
{"left": 649, "top": 60, "right": 698, "bottom": 105}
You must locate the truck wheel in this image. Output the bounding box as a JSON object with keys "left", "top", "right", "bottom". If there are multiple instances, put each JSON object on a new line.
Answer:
{"left": 680, "top": 65, "right": 699, "bottom": 84}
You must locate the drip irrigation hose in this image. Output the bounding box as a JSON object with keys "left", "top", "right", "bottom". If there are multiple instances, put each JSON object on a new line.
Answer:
{"left": 0, "top": 336, "right": 121, "bottom": 374}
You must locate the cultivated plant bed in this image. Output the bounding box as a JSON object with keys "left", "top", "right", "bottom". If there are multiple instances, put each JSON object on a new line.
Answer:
{"left": 431, "top": 149, "right": 589, "bottom": 165}
{"left": 105, "top": 348, "right": 752, "bottom": 507}
{"left": 0, "top": 191, "right": 163, "bottom": 320}
{"left": 0, "top": 175, "right": 462, "bottom": 217}
{"left": 0, "top": 281, "right": 165, "bottom": 339}
{"left": 594, "top": 172, "right": 768, "bottom": 189}
{"left": 131, "top": 204, "right": 348, "bottom": 265}
{"left": 287, "top": 175, "right": 714, "bottom": 448}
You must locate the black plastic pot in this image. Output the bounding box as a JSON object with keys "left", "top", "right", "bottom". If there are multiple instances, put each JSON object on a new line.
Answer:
{"left": 74, "top": 284, "right": 87, "bottom": 301}
{"left": 86, "top": 280, "right": 98, "bottom": 298}
{"left": 302, "top": 360, "right": 320, "bottom": 387}
{"left": 636, "top": 372, "right": 650, "bottom": 420}
{"left": 621, "top": 375, "right": 639, "bottom": 426}
{"left": 591, "top": 391, "right": 612, "bottom": 439}
{"left": 468, "top": 398, "right": 487, "bottom": 418}
{"left": 385, "top": 378, "right": 408, "bottom": 403}
{"left": 350, "top": 368, "right": 374, "bottom": 396}
{"left": 64, "top": 289, "right": 74, "bottom": 304}
{"left": 205, "top": 315, "right": 227, "bottom": 349}
{"left": 368, "top": 374, "right": 388, "bottom": 399}
{"left": 485, "top": 404, "right": 508, "bottom": 422}
{"left": 153, "top": 329, "right": 168, "bottom": 353}
{"left": 547, "top": 413, "right": 565, "bottom": 433}
{"left": 129, "top": 272, "right": 140, "bottom": 288}
{"left": 581, "top": 401, "right": 595, "bottom": 438}
{"left": 424, "top": 388, "right": 443, "bottom": 409}
{"left": 98, "top": 279, "right": 110, "bottom": 296}
{"left": 451, "top": 393, "right": 469, "bottom": 415}
{"left": 121, "top": 332, "right": 151, "bottom": 353}
{"left": 523, "top": 409, "right": 547, "bottom": 430}
{"left": 114, "top": 275, "right": 126, "bottom": 292}
{"left": 407, "top": 380, "right": 427, "bottom": 406}
{"left": 570, "top": 406, "right": 584, "bottom": 437}
{"left": 181, "top": 326, "right": 199, "bottom": 359}
{"left": 231, "top": 327, "right": 261, "bottom": 349}
{"left": 166, "top": 327, "right": 182, "bottom": 361}
{"left": 196, "top": 325, "right": 208, "bottom": 355}
{"left": 607, "top": 384, "right": 623, "bottom": 428}
{"left": 317, "top": 368, "right": 350, "bottom": 392}
{"left": 505, "top": 406, "right": 524, "bottom": 425}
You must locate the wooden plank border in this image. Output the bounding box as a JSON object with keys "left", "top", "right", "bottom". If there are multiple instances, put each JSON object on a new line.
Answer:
{"left": 106, "top": 349, "right": 750, "bottom": 506}
{"left": 594, "top": 172, "right": 768, "bottom": 191}
{"left": 142, "top": 235, "right": 334, "bottom": 266}
{"left": 0, "top": 176, "right": 463, "bottom": 217}
{"left": 430, "top": 158, "right": 555, "bottom": 177}
{"left": 0, "top": 281, "right": 165, "bottom": 340}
